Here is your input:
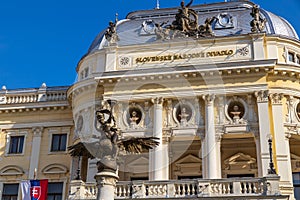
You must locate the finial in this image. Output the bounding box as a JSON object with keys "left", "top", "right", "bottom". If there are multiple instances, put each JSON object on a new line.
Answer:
{"left": 115, "top": 13, "right": 118, "bottom": 23}
{"left": 40, "top": 83, "right": 47, "bottom": 88}
{"left": 156, "top": 0, "right": 160, "bottom": 9}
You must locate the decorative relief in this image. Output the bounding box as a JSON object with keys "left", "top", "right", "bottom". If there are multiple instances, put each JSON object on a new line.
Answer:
{"left": 32, "top": 127, "right": 43, "bottom": 137}
{"left": 237, "top": 47, "right": 249, "bottom": 56}
{"left": 254, "top": 90, "right": 269, "bottom": 103}
{"left": 269, "top": 93, "right": 283, "bottom": 105}
{"left": 202, "top": 94, "right": 215, "bottom": 106}
{"left": 250, "top": 4, "right": 266, "bottom": 33}
{"left": 285, "top": 96, "right": 299, "bottom": 123}
{"left": 118, "top": 56, "right": 131, "bottom": 68}
{"left": 224, "top": 153, "right": 256, "bottom": 171}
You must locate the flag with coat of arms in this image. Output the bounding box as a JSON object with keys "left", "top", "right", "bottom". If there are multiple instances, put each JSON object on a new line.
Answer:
{"left": 21, "top": 180, "right": 48, "bottom": 200}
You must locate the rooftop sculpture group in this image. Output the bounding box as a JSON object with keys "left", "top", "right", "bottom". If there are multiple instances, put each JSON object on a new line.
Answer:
{"left": 250, "top": 4, "right": 266, "bottom": 33}
{"left": 155, "top": 0, "right": 216, "bottom": 40}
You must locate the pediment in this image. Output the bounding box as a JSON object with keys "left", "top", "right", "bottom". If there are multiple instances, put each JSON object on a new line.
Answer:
{"left": 128, "top": 156, "right": 148, "bottom": 167}
{"left": 291, "top": 153, "right": 300, "bottom": 161}
{"left": 175, "top": 154, "right": 202, "bottom": 166}
{"left": 42, "top": 164, "right": 68, "bottom": 174}
{"left": 0, "top": 165, "right": 24, "bottom": 176}
{"left": 225, "top": 152, "right": 256, "bottom": 165}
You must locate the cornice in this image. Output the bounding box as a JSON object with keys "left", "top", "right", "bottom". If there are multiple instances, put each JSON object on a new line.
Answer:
{"left": 94, "top": 59, "right": 276, "bottom": 84}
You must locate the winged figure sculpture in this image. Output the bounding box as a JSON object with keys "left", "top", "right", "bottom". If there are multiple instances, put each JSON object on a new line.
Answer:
{"left": 68, "top": 100, "right": 159, "bottom": 173}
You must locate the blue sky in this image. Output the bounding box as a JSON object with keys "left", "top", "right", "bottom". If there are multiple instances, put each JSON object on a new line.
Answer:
{"left": 0, "top": 0, "right": 299, "bottom": 89}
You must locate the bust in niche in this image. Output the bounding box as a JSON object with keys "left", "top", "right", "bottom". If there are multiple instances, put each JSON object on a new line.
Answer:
{"left": 179, "top": 107, "right": 189, "bottom": 126}
{"left": 130, "top": 111, "right": 139, "bottom": 126}
{"left": 230, "top": 105, "right": 241, "bottom": 124}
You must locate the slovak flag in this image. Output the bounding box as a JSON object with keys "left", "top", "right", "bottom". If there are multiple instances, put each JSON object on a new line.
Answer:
{"left": 21, "top": 180, "right": 48, "bottom": 200}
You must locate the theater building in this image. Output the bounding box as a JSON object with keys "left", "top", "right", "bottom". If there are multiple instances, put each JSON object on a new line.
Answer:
{"left": 1, "top": 0, "right": 300, "bottom": 199}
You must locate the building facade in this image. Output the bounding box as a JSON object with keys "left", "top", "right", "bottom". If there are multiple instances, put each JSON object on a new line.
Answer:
{"left": 1, "top": 0, "right": 300, "bottom": 199}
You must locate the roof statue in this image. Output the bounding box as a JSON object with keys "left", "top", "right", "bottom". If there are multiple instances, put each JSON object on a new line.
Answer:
{"left": 250, "top": 4, "right": 267, "bottom": 33}
{"left": 104, "top": 13, "right": 119, "bottom": 45}
{"left": 68, "top": 100, "right": 159, "bottom": 173}
{"left": 154, "top": 0, "right": 216, "bottom": 40}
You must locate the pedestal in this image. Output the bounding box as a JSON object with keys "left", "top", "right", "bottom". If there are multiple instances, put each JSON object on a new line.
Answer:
{"left": 94, "top": 171, "right": 119, "bottom": 200}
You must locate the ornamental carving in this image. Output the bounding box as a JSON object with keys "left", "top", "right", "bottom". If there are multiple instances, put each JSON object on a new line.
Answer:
{"left": 250, "top": 4, "right": 267, "bottom": 33}
{"left": 105, "top": 14, "right": 119, "bottom": 45}
{"left": 254, "top": 90, "right": 269, "bottom": 103}
{"left": 269, "top": 93, "right": 283, "bottom": 105}
{"left": 153, "top": 0, "right": 216, "bottom": 40}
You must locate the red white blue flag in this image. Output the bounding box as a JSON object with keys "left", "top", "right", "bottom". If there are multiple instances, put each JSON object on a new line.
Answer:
{"left": 21, "top": 180, "right": 48, "bottom": 200}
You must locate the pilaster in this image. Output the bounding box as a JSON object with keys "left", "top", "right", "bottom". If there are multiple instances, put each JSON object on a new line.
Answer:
{"left": 269, "top": 93, "right": 294, "bottom": 198}
{"left": 149, "top": 97, "right": 169, "bottom": 180}
{"left": 254, "top": 90, "right": 270, "bottom": 177}
{"left": 29, "top": 127, "right": 43, "bottom": 179}
{"left": 202, "top": 94, "right": 221, "bottom": 179}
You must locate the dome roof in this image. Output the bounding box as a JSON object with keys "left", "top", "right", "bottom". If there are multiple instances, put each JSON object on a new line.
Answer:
{"left": 87, "top": 0, "right": 298, "bottom": 55}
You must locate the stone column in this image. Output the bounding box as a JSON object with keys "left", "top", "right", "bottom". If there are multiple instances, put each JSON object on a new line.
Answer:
{"left": 255, "top": 90, "right": 271, "bottom": 177}
{"left": 149, "top": 97, "right": 168, "bottom": 180}
{"left": 202, "top": 95, "right": 221, "bottom": 179}
{"left": 29, "top": 127, "right": 43, "bottom": 179}
{"left": 94, "top": 171, "right": 119, "bottom": 200}
{"left": 269, "top": 93, "right": 294, "bottom": 198}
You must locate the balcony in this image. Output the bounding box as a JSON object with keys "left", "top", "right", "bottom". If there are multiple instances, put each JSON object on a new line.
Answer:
{"left": 69, "top": 175, "right": 288, "bottom": 199}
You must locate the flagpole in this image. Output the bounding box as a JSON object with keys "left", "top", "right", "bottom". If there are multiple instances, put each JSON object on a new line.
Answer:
{"left": 33, "top": 168, "right": 37, "bottom": 180}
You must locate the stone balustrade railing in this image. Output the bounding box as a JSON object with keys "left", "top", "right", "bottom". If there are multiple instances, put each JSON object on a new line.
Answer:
{"left": 68, "top": 175, "right": 283, "bottom": 199}
{"left": 0, "top": 86, "right": 68, "bottom": 105}
{"left": 69, "top": 180, "right": 97, "bottom": 199}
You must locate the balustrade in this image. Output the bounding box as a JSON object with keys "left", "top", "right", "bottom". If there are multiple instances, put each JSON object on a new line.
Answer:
{"left": 69, "top": 176, "right": 280, "bottom": 199}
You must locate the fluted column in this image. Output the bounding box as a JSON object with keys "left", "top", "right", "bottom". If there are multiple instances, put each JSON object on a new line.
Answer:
{"left": 29, "top": 127, "right": 43, "bottom": 179}
{"left": 269, "top": 93, "right": 294, "bottom": 198}
{"left": 202, "top": 94, "right": 221, "bottom": 179}
{"left": 149, "top": 97, "right": 168, "bottom": 180}
{"left": 255, "top": 90, "right": 271, "bottom": 176}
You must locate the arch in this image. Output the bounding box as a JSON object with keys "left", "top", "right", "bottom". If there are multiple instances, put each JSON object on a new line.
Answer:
{"left": 0, "top": 165, "right": 24, "bottom": 176}
{"left": 42, "top": 163, "right": 68, "bottom": 174}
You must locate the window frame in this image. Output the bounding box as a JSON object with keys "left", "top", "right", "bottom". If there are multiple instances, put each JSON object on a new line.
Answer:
{"left": 2, "top": 183, "right": 19, "bottom": 200}
{"left": 47, "top": 182, "right": 64, "bottom": 200}
{"left": 48, "top": 127, "right": 70, "bottom": 154}
{"left": 5, "top": 131, "right": 27, "bottom": 156}
{"left": 50, "top": 134, "right": 67, "bottom": 152}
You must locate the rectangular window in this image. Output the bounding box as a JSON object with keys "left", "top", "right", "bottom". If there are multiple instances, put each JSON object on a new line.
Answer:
{"left": 297, "top": 55, "right": 300, "bottom": 64}
{"left": 2, "top": 183, "right": 19, "bottom": 200}
{"left": 288, "top": 52, "right": 295, "bottom": 62}
{"left": 51, "top": 134, "right": 67, "bottom": 152}
{"left": 8, "top": 136, "right": 24, "bottom": 154}
{"left": 47, "top": 182, "right": 63, "bottom": 200}
{"left": 293, "top": 173, "right": 300, "bottom": 200}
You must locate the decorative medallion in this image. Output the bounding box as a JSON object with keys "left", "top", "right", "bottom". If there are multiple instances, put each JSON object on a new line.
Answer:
{"left": 237, "top": 47, "right": 249, "bottom": 56}
{"left": 119, "top": 56, "right": 131, "bottom": 68}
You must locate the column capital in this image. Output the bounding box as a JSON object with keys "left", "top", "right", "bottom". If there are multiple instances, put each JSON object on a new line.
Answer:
{"left": 32, "top": 127, "right": 43, "bottom": 137}
{"left": 254, "top": 90, "right": 269, "bottom": 103}
{"left": 151, "top": 97, "right": 164, "bottom": 105}
{"left": 202, "top": 94, "right": 215, "bottom": 106}
{"left": 269, "top": 93, "right": 284, "bottom": 105}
